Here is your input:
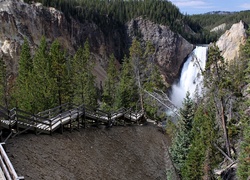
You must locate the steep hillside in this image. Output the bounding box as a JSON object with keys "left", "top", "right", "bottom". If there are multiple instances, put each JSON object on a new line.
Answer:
{"left": 5, "top": 125, "right": 176, "bottom": 180}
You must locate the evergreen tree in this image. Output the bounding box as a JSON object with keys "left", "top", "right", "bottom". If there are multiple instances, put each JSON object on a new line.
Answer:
{"left": 16, "top": 38, "right": 34, "bottom": 112}
{"left": 143, "top": 41, "right": 165, "bottom": 119}
{"left": 32, "top": 37, "right": 57, "bottom": 112}
{"left": 204, "top": 44, "right": 232, "bottom": 158}
{"left": 72, "top": 40, "right": 97, "bottom": 107}
{"left": 237, "top": 109, "right": 250, "bottom": 180}
{"left": 182, "top": 100, "right": 219, "bottom": 179}
{"left": 129, "top": 39, "right": 144, "bottom": 112}
{"left": 102, "top": 54, "right": 118, "bottom": 111}
{"left": 237, "top": 28, "right": 250, "bottom": 180}
{"left": 115, "top": 55, "right": 138, "bottom": 110}
{"left": 49, "top": 40, "right": 72, "bottom": 106}
{"left": 170, "top": 92, "right": 194, "bottom": 174}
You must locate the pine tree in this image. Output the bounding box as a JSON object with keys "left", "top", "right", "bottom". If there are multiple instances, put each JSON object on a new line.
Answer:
{"left": 129, "top": 39, "right": 144, "bottom": 112}
{"left": 237, "top": 28, "right": 250, "bottom": 180}
{"left": 204, "top": 44, "right": 232, "bottom": 158}
{"left": 32, "top": 37, "right": 57, "bottom": 112}
{"left": 169, "top": 92, "right": 194, "bottom": 174}
{"left": 115, "top": 55, "right": 138, "bottom": 110}
{"left": 49, "top": 40, "right": 72, "bottom": 106}
{"left": 16, "top": 38, "right": 34, "bottom": 112}
{"left": 237, "top": 111, "right": 250, "bottom": 180}
{"left": 72, "top": 40, "right": 97, "bottom": 107}
{"left": 181, "top": 100, "right": 219, "bottom": 179}
{"left": 143, "top": 64, "right": 164, "bottom": 91}
{"left": 102, "top": 54, "right": 119, "bottom": 111}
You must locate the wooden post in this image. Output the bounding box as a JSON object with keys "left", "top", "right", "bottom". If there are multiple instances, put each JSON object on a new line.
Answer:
{"left": 70, "top": 110, "right": 72, "bottom": 133}
{"left": 50, "top": 119, "right": 52, "bottom": 136}
{"left": 0, "top": 131, "right": 2, "bottom": 143}
{"left": 60, "top": 124, "right": 63, "bottom": 134}
{"left": 76, "top": 112, "right": 80, "bottom": 130}
{"left": 96, "top": 114, "right": 99, "bottom": 128}
{"left": 35, "top": 125, "right": 38, "bottom": 136}
{"left": 34, "top": 116, "right": 37, "bottom": 136}
{"left": 60, "top": 114, "right": 63, "bottom": 134}
{"left": 109, "top": 113, "right": 111, "bottom": 127}
{"left": 70, "top": 119, "right": 72, "bottom": 132}
{"left": 15, "top": 109, "right": 19, "bottom": 135}
{"left": 81, "top": 106, "right": 86, "bottom": 128}
{"left": 84, "top": 108, "right": 87, "bottom": 129}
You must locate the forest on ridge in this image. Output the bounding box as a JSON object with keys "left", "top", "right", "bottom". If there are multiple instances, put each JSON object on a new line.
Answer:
{"left": 24, "top": 0, "right": 219, "bottom": 44}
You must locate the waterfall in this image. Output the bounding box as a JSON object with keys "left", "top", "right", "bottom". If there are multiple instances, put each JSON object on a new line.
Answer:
{"left": 170, "top": 46, "right": 208, "bottom": 108}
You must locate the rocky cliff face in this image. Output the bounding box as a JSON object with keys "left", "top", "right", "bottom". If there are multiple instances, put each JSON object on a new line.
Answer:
{"left": 126, "top": 18, "right": 194, "bottom": 86}
{"left": 210, "top": 23, "right": 226, "bottom": 32}
{"left": 216, "top": 21, "right": 248, "bottom": 62}
{"left": 0, "top": 0, "right": 193, "bottom": 87}
{"left": 0, "top": 0, "right": 118, "bottom": 84}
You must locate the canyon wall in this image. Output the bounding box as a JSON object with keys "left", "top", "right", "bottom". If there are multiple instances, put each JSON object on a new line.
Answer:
{"left": 0, "top": 0, "right": 193, "bottom": 86}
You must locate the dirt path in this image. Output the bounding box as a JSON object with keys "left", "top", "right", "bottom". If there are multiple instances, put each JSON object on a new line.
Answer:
{"left": 5, "top": 125, "right": 174, "bottom": 180}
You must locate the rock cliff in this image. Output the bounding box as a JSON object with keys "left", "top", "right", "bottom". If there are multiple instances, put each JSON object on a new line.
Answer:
{"left": 126, "top": 18, "right": 194, "bottom": 85}
{"left": 0, "top": 0, "right": 116, "bottom": 84}
{"left": 0, "top": 0, "right": 193, "bottom": 87}
{"left": 216, "top": 21, "right": 248, "bottom": 62}
{"left": 210, "top": 23, "right": 226, "bottom": 32}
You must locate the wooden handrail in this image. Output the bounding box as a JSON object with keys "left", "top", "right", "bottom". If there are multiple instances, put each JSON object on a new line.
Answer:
{"left": 0, "top": 143, "right": 24, "bottom": 180}
{"left": 15, "top": 109, "right": 50, "bottom": 125}
{"left": 37, "top": 103, "right": 70, "bottom": 118}
{"left": 1, "top": 103, "right": 144, "bottom": 134}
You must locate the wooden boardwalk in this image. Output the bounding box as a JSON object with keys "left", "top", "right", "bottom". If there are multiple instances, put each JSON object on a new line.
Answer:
{"left": 0, "top": 104, "right": 144, "bottom": 135}
{"left": 0, "top": 103, "right": 144, "bottom": 179}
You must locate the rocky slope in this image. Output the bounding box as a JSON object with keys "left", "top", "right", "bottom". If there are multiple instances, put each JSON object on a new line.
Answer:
{"left": 6, "top": 125, "right": 177, "bottom": 180}
{"left": 216, "top": 21, "right": 248, "bottom": 62}
{"left": 0, "top": 0, "right": 193, "bottom": 87}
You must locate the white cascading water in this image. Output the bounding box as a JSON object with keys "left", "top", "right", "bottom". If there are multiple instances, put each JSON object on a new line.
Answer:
{"left": 171, "top": 46, "right": 208, "bottom": 108}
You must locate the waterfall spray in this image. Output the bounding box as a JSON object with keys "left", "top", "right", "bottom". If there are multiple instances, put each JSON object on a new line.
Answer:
{"left": 170, "top": 46, "right": 208, "bottom": 108}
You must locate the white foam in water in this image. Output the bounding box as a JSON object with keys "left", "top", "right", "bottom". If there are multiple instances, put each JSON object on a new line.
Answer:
{"left": 171, "top": 46, "right": 208, "bottom": 108}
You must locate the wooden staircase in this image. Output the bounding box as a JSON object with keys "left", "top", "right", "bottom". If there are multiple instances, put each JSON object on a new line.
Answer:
{"left": 0, "top": 104, "right": 144, "bottom": 179}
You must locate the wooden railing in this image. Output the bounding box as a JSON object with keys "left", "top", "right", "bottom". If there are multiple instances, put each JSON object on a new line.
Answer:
{"left": 37, "top": 103, "right": 72, "bottom": 119}
{"left": 0, "top": 104, "right": 145, "bottom": 135}
{"left": 0, "top": 143, "right": 24, "bottom": 180}
{"left": 14, "top": 108, "right": 51, "bottom": 136}
{"left": 0, "top": 104, "right": 145, "bottom": 180}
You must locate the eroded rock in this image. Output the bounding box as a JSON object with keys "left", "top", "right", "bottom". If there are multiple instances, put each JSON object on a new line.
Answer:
{"left": 126, "top": 17, "right": 194, "bottom": 85}
{"left": 216, "top": 21, "right": 248, "bottom": 62}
